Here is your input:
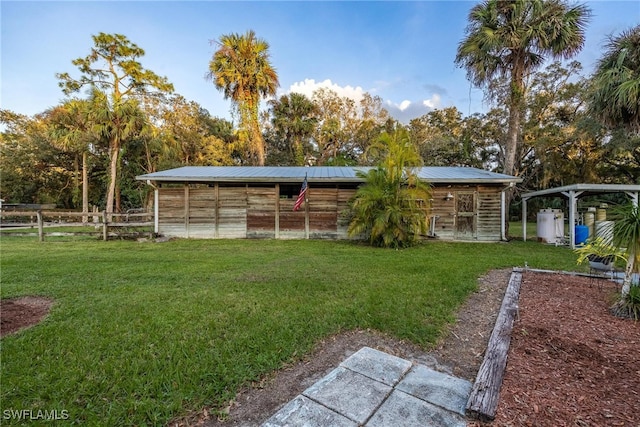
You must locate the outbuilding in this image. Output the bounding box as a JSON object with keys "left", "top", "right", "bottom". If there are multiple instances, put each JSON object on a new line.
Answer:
{"left": 521, "top": 184, "right": 640, "bottom": 249}
{"left": 137, "top": 166, "right": 521, "bottom": 241}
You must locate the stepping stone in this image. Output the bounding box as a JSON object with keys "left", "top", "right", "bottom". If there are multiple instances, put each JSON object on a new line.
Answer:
{"left": 303, "top": 367, "right": 392, "bottom": 424}
{"left": 396, "top": 365, "right": 472, "bottom": 415}
{"left": 340, "top": 346, "right": 412, "bottom": 386}
{"left": 262, "top": 395, "right": 357, "bottom": 427}
{"left": 365, "top": 390, "right": 467, "bottom": 427}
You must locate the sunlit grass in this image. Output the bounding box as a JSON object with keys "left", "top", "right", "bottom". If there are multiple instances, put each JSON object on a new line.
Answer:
{"left": 0, "top": 237, "right": 580, "bottom": 425}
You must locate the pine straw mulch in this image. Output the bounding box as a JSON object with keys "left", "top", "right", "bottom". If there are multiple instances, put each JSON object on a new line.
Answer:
{"left": 478, "top": 272, "right": 639, "bottom": 427}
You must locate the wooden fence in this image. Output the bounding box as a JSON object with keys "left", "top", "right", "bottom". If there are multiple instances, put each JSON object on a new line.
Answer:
{"left": 0, "top": 210, "right": 154, "bottom": 241}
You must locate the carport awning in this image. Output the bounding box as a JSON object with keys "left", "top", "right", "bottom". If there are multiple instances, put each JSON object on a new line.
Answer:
{"left": 520, "top": 184, "right": 640, "bottom": 249}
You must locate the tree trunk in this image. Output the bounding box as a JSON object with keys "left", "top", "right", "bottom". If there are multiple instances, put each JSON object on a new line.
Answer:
{"left": 504, "top": 89, "right": 522, "bottom": 177}
{"left": 502, "top": 61, "right": 525, "bottom": 237}
{"left": 254, "top": 124, "right": 265, "bottom": 166}
{"left": 620, "top": 249, "right": 636, "bottom": 298}
{"left": 105, "top": 137, "right": 119, "bottom": 220}
{"left": 82, "top": 151, "right": 88, "bottom": 224}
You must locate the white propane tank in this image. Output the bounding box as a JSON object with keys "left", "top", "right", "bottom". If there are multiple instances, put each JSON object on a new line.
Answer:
{"left": 537, "top": 209, "right": 564, "bottom": 244}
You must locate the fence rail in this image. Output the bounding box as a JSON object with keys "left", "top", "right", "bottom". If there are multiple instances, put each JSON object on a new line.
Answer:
{"left": 0, "top": 210, "right": 154, "bottom": 241}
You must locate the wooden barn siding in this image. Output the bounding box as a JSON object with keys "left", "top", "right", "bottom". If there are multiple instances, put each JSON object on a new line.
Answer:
{"left": 429, "top": 185, "right": 503, "bottom": 241}
{"left": 337, "top": 188, "right": 356, "bottom": 239}
{"left": 309, "top": 188, "right": 338, "bottom": 239}
{"left": 217, "top": 186, "right": 247, "bottom": 238}
{"left": 158, "top": 188, "right": 187, "bottom": 236}
{"left": 187, "top": 187, "right": 217, "bottom": 238}
{"left": 476, "top": 187, "right": 502, "bottom": 241}
{"left": 247, "top": 187, "right": 276, "bottom": 239}
{"left": 278, "top": 195, "right": 306, "bottom": 239}
{"left": 156, "top": 183, "right": 504, "bottom": 241}
{"left": 157, "top": 184, "right": 354, "bottom": 239}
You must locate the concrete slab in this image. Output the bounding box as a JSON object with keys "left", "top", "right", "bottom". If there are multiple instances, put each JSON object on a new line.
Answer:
{"left": 397, "top": 365, "right": 472, "bottom": 415}
{"left": 262, "top": 395, "right": 357, "bottom": 427}
{"left": 365, "top": 390, "right": 467, "bottom": 427}
{"left": 303, "top": 367, "right": 392, "bottom": 424}
{"left": 339, "top": 346, "right": 413, "bottom": 386}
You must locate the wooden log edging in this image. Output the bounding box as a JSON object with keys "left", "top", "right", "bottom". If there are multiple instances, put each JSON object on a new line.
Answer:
{"left": 466, "top": 269, "right": 523, "bottom": 421}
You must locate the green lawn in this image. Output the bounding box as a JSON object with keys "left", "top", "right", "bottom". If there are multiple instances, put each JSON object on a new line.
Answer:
{"left": 0, "top": 237, "right": 582, "bottom": 425}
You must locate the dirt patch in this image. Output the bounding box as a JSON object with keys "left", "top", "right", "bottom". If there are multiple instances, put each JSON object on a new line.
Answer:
{"left": 0, "top": 296, "right": 53, "bottom": 338}
{"left": 174, "top": 269, "right": 511, "bottom": 426}
{"left": 480, "top": 272, "right": 639, "bottom": 427}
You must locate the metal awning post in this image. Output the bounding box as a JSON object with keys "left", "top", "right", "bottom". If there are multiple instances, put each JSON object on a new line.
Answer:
{"left": 562, "top": 190, "right": 583, "bottom": 249}
{"left": 522, "top": 197, "right": 528, "bottom": 242}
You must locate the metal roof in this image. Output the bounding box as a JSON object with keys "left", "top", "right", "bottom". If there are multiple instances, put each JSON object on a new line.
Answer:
{"left": 522, "top": 183, "right": 640, "bottom": 200}
{"left": 137, "top": 166, "right": 521, "bottom": 184}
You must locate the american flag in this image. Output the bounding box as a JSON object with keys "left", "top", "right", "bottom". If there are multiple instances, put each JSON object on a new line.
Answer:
{"left": 293, "top": 175, "right": 308, "bottom": 211}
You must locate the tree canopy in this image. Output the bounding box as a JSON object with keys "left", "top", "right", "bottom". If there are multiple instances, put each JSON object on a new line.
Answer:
{"left": 56, "top": 32, "right": 174, "bottom": 214}
{"left": 588, "top": 25, "right": 640, "bottom": 134}
{"left": 455, "top": 0, "right": 591, "bottom": 177}
{"left": 208, "top": 30, "right": 279, "bottom": 166}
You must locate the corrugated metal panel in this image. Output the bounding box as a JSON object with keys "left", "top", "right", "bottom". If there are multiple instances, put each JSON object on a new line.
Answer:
{"left": 522, "top": 183, "right": 640, "bottom": 199}
{"left": 137, "top": 166, "right": 520, "bottom": 184}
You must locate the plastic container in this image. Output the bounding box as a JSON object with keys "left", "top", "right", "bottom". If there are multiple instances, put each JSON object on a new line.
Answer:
{"left": 537, "top": 209, "right": 564, "bottom": 244}
{"left": 574, "top": 225, "right": 589, "bottom": 246}
{"left": 596, "top": 221, "right": 614, "bottom": 245}
{"left": 584, "top": 211, "right": 595, "bottom": 236}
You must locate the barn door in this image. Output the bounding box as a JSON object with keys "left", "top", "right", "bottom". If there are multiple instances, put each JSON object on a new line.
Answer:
{"left": 455, "top": 192, "right": 477, "bottom": 240}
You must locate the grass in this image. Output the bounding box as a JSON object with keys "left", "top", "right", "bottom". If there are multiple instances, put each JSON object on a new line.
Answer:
{"left": 0, "top": 237, "right": 582, "bottom": 425}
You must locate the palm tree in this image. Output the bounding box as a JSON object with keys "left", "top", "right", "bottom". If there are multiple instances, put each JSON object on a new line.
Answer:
{"left": 455, "top": 0, "right": 590, "bottom": 178}
{"left": 348, "top": 127, "right": 432, "bottom": 248}
{"left": 588, "top": 25, "right": 640, "bottom": 134}
{"left": 269, "top": 93, "right": 317, "bottom": 165}
{"left": 208, "top": 30, "right": 279, "bottom": 166}
{"left": 610, "top": 203, "right": 640, "bottom": 318}
{"left": 88, "top": 89, "right": 148, "bottom": 216}
{"left": 57, "top": 33, "right": 173, "bottom": 215}
{"left": 48, "top": 99, "right": 94, "bottom": 223}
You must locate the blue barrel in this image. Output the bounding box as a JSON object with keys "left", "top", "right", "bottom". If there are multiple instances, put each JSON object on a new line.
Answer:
{"left": 575, "top": 225, "right": 589, "bottom": 246}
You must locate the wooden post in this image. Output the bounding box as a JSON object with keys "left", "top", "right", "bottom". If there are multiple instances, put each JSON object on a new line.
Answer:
{"left": 36, "top": 210, "right": 44, "bottom": 242}
{"left": 214, "top": 183, "right": 219, "bottom": 239}
{"left": 466, "top": 270, "right": 522, "bottom": 421}
{"left": 304, "top": 186, "right": 310, "bottom": 239}
{"left": 184, "top": 185, "right": 190, "bottom": 238}
{"left": 275, "top": 184, "right": 280, "bottom": 239}
{"left": 102, "top": 211, "right": 108, "bottom": 241}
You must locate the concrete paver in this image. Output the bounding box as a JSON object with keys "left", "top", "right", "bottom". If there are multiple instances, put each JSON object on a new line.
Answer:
{"left": 262, "top": 395, "right": 357, "bottom": 427}
{"left": 261, "top": 347, "right": 472, "bottom": 427}
{"left": 396, "top": 364, "right": 472, "bottom": 416}
{"left": 302, "top": 367, "right": 392, "bottom": 424}
{"left": 339, "top": 346, "right": 412, "bottom": 387}
{"left": 365, "top": 390, "right": 467, "bottom": 427}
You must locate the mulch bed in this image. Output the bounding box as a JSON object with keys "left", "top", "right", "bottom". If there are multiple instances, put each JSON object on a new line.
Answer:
{"left": 0, "top": 296, "right": 53, "bottom": 338}
{"left": 488, "top": 272, "right": 639, "bottom": 427}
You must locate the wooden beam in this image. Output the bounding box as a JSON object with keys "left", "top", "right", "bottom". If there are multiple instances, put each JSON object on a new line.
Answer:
{"left": 184, "top": 185, "right": 190, "bottom": 238}
{"left": 466, "top": 270, "right": 522, "bottom": 421}
{"left": 275, "top": 184, "right": 280, "bottom": 239}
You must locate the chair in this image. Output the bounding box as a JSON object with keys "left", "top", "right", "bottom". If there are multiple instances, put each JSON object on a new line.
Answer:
{"left": 587, "top": 254, "right": 615, "bottom": 289}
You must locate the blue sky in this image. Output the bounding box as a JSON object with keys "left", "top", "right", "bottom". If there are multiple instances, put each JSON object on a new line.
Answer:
{"left": 2, "top": 1, "right": 638, "bottom": 124}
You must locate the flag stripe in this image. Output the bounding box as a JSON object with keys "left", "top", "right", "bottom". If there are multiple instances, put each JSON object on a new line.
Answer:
{"left": 293, "top": 176, "right": 308, "bottom": 211}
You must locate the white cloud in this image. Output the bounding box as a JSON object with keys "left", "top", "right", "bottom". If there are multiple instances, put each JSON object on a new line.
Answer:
{"left": 285, "top": 79, "right": 366, "bottom": 103}
{"left": 285, "top": 79, "right": 443, "bottom": 123}
{"left": 385, "top": 94, "right": 442, "bottom": 123}
{"left": 423, "top": 94, "right": 441, "bottom": 109}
